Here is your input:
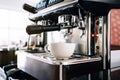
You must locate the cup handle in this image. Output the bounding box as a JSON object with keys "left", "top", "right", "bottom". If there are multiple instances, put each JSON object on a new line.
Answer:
{"left": 44, "top": 44, "right": 51, "bottom": 54}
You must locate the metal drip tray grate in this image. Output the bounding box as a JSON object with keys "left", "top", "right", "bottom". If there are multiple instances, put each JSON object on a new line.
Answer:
{"left": 33, "top": 53, "right": 102, "bottom": 65}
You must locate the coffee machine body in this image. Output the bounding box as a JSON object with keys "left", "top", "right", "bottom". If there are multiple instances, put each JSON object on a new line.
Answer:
{"left": 26, "top": 0, "right": 105, "bottom": 63}
{"left": 22, "top": 0, "right": 120, "bottom": 79}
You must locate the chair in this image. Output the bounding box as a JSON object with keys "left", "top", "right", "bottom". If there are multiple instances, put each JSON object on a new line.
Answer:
{"left": 2, "top": 64, "right": 37, "bottom": 80}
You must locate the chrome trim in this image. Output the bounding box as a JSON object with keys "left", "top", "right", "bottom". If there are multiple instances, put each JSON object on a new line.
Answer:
{"left": 111, "top": 67, "right": 120, "bottom": 72}
{"left": 102, "top": 13, "right": 110, "bottom": 70}
{"left": 108, "top": 11, "right": 111, "bottom": 69}
{"left": 56, "top": 57, "right": 101, "bottom": 65}
{"left": 102, "top": 16, "right": 105, "bottom": 69}
{"left": 108, "top": 69, "right": 111, "bottom": 80}
{"left": 60, "top": 64, "right": 63, "bottom": 80}
{"left": 103, "top": 16, "right": 107, "bottom": 70}
{"left": 88, "top": 74, "right": 91, "bottom": 80}
{"left": 87, "top": 13, "right": 91, "bottom": 55}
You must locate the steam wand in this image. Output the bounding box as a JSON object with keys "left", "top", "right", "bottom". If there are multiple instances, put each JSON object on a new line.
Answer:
{"left": 78, "top": 8, "right": 86, "bottom": 38}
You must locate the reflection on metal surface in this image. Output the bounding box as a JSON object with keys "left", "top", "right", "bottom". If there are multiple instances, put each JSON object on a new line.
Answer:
{"left": 20, "top": 51, "right": 102, "bottom": 65}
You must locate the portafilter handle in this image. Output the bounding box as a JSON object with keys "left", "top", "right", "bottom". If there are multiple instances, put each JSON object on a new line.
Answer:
{"left": 26, "top": 25, "right": 61, "bottom": 35}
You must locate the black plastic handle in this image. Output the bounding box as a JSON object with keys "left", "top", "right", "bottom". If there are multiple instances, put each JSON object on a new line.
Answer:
{"left": 23, "top": 3, "right": 37, "bottom": 13}
{"left": 26, "top": 25, "right": 61, "bottom": 34}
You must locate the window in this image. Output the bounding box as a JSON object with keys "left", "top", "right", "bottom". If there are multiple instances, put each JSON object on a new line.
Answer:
{"left": 0, "top": 9, "right": 33, "bottom": 48}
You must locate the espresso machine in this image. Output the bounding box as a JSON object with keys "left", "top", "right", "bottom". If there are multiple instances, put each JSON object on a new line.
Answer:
{"left": 19, "top": 0, "right": 120, "bottom": 80}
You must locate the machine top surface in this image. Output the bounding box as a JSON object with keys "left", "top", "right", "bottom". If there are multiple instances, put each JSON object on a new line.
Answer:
{"left": 81, "top": 0, "right": 120, "bottom": 4}
{"left": 79, "top": 0, "right": 120, "bottom": 16}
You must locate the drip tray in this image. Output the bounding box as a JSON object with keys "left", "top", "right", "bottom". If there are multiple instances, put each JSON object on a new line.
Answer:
{"left": 33, "top": 53, "right": 102, "bottom": 65}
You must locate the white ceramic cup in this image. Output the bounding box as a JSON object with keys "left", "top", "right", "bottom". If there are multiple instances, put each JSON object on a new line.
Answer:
{"left": 44, "top": 42, "right": 75, "bottom": 59}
